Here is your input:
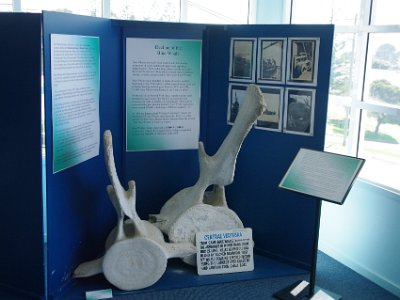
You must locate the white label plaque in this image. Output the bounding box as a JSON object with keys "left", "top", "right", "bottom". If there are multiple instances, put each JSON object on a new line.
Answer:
{"left": 196, "top": 228, "right": 254, "bottom": 275}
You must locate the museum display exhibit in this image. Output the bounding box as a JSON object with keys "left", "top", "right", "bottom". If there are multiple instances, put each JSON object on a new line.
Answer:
{"left": 0, "top": 11, "right": 334, "bottom": 299}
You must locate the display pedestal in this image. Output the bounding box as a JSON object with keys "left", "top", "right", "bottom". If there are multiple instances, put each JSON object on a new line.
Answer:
{"left": 273, "top": 200, "right": 341, "bottom": 300}
{"left": 274, "top": 148, "right": 364, "bottom": 300}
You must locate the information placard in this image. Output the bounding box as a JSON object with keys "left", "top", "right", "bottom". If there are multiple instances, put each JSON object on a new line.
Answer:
{"left": 126, "top": 38, "right": 202, "bottom": 151}
{"left": 51, "top": 34, "right": 100, "bottom": 173}
{"left": 196, "top": 228, "right": 254, "bottom": 275}
{"left": 279, "top": 148, "right": 365, "bottom": 204}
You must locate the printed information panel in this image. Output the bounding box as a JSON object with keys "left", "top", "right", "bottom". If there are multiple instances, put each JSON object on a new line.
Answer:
{"left": 196, "top": 228, "right": 254, "bottom": 275}
{"left": 279, "top": 148, "right": 365, "bottom": 204}
{"left": 50, "top": 34, "right": 100, "bottom": 173}
{"left": 126, "top": 38, "right": 202, "bottom": 151}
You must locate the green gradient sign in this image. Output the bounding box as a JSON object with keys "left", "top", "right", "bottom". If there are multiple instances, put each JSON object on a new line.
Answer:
{"left": 51, "top": 34, "right": 100, "bottom": 173}
{"left": 279, "top": 148, "right": 365, "bottom": 204}
{"left": 126, "top": 38, "right": 202, "bottom": 151}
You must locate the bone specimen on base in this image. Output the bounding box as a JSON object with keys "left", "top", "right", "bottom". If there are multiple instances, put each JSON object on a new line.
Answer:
{"left": 150, "top": 84, "right": 266, "bottom": 265}
{"left": 73, "top": 131, "right": 196, "bottom": 291}
{"left": 74, "top": 84, "right": 266, "bottom": 290}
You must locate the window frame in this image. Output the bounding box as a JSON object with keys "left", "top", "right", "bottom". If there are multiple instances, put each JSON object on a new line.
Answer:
{"left": 290, "top": 0, "right": 400, "bottom": 194}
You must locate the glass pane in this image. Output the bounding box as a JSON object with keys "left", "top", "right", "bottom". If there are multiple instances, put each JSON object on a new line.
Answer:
{"left": 0, "top": 0, "right": 12, "bottom": 12}
{"left": 358, "top": 110, "right": 400, "bottom": 191}
{"left": 111, "top": 0, "right": 179, "bottom": 22}
{"left": 21, "top": 0, "right": 102, "bottom": 17}
{"left": 364, "top": 33, "right": 400, "bottom": 109}
{"left": 324, "top": 99, "right": 352, "bottom": 155}
{"left": 182, "top": 0, "right": 249, "bottom": 24}
{"left": 371, "top": 0, "right": 400, "bottom": 25}
{"left": 329, "top": 33, "right": 357, "bottom": 98}
{"left": 291, "top": 0, "right": 361, "bottom": 25}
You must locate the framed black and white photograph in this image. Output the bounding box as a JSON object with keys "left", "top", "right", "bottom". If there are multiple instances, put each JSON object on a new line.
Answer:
{"left": 255, "top": 86, "right": 283, "bottom": 131}
{"left": 284, "top": 88, "right": 315, "bottom": 135}
{"left": 257, "top": 38, "right": 286, "bottom": 84}
{"left": 229, "top": 38, "right": 256, "bottom": 82}
{"left": 227, "top": 84, "right": 248, "bottom": 124}
{"left": 287, "top": 38, "right": 319, "bottom": 86}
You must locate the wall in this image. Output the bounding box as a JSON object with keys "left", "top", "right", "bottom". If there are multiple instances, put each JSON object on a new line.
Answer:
{"left": 319, "top": 180, "right": 400, "bottom": 297}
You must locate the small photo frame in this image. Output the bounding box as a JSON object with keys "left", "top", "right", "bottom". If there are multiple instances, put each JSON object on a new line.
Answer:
{"left": 284, "top": 88, "right": 315, "bottom": 136}
{"left": 257, "top": 38, "right": 286, "bottom": 84}
{"left": 287, "top": 38, "right": 319, "bottom": 86}
{"left": 229, "top": 38, "right": 256, "bottom": 82}
{"left": 255, "top": 86, "right": 283, "bottom": 132}
{"left": 228, "top": 83, "right": 248, "bottom": 124}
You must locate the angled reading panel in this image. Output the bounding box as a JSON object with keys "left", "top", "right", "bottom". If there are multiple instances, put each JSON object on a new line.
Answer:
{"left": 279, "top": 148, "right": 365, "bottom": 205}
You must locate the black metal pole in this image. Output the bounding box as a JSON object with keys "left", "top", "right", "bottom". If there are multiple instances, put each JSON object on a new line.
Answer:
{"left": 308, "top": 198, "right": 322, "bottom": 298}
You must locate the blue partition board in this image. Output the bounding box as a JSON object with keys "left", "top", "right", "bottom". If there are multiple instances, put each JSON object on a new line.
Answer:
{"left": 42, "top": 12, "right": 123, "bottom": 298}
{"left": 2, "top": 11, "right": 333, "bottom": 299}
{"left": 203, "top": 25, "right": 334, "bottom": 267}
{"left": 0, "top": 13, "right": 45, "bottom": 298}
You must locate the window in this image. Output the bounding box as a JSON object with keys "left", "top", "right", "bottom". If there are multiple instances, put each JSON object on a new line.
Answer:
{"left": 12, "top": 0, "right": 250, "bottom": 24}
{"left": 292, "top": 0, "right": 400, "bottom": 192}
{"left": 110, "top": 0, "right": 180, "bottom": 21}
{"left": 181, "top": 0, "right": 249, "bottom": 24}
{"left": 292, "top": 0, "right": 361, "bottom": 25}
{"left": 371, "top": 0, "right": 399, "bottom": 25}
{"left": 20, "top": 0, "right": 102, "bottom": 16}
{"left": 0, "top": 0, "right": 12, "bottom": 12}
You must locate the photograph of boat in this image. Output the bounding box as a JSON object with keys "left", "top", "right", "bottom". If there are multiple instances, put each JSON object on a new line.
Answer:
{"left": 258, "top": 39, "right": 286, "bottom": 83}
{"left": 255, "top": 86, "right": 283, "bottom": 131}
{"left": 227, "top": 84, "right": 247, "bottom": 124}
{"left": 287, "top": 38, "right": 319, "bottom": 85}
{"left": 230, "top": 38, "right": 256, "bottom": 82}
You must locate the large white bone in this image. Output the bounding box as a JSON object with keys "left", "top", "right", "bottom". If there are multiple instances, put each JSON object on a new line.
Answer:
{"left": 74, "top": 84, "right": 265, "bottom": 289}
{"left": 150, "top": 84, "right": 265, "bottom": 264}
{"left": 74, "top": 131, "right": 196, "bottom": 290}
{"left": 103, "top": 130, "right": 197, "bottom": 259}
{"left": 151, "top": 85, "right": 265, "bottom": 230}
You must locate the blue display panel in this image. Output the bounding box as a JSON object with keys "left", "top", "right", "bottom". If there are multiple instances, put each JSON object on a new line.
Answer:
{"left": 0, "top": 13, "right": 45, "bottom": 298}
{"left": 202, "top": 25, "right": 333, "bottom": 267}
{"left": 0, "top": 11, "right": 333, "bottom": 299}
{"left": 42, "top": 12, "right": 123, "bottom": 298}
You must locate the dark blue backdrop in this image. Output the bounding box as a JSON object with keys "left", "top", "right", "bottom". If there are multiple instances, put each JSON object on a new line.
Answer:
{"left": 0, "top": 12, "right": 44, "bottom": 299}
{"left": 42, "top": 11, "right": 123, "bottom": 298}
{"left": 0, "top": 11, "right": 333, "bottom": 299}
